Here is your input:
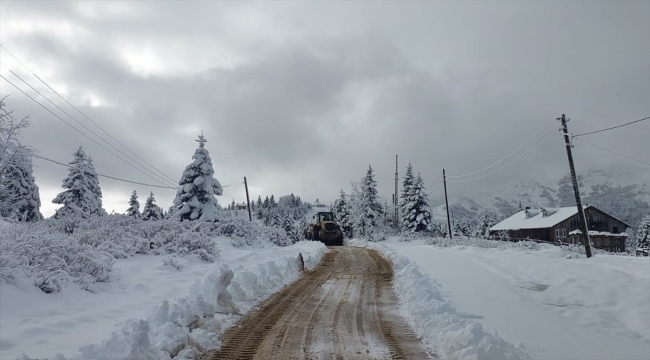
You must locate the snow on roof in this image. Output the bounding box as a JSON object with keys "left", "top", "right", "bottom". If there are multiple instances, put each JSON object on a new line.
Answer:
{"left": 490, "top": 207, "right": 581, "bottom": 231}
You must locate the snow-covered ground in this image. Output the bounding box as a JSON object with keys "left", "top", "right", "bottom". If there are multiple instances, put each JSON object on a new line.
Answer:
{"left": 0, "top": 238, "right": 326, "bottom": 360}
{"left": 359, "top": 237, "right": 650, "bottom": 360}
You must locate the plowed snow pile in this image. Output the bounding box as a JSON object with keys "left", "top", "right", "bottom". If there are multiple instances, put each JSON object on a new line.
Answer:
{"left": 348, "top": 239, "right": 529, "bottom": 360}
{"left": 353, "top": 237, "right": 650, "bottom": 360}
{"left": 1, "top": 239, "right": 326, "bottom": 360}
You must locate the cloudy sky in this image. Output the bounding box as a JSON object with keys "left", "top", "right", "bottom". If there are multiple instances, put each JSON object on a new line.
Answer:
{"left": 1, "top": 0, "right": 649, "bottom": 217}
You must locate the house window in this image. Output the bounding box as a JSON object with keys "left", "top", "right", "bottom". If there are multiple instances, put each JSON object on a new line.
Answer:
{"left": 555, "top": 228, "right": 566, "bottom": 238}
{"left": 593, "top": 214, "right": 601, "bottom": 223}
{"left": 613, "top": 226, "right": 619, "bottom": 234}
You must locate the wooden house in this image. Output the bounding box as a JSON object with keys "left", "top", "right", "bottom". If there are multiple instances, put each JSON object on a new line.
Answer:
{"left": 489, "top": 205, "right": 630, "bottom": 252}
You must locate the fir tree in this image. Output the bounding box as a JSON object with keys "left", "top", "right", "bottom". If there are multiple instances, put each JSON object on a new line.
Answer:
{"left": 52, "top": 146, "right": 105, "bottom": 219}
{"left": 637, "top": 217, "right": 650, "bottom": 249}
{"left": 257, "top": 195, "right": 262, "bottom": 209}
{"left": 359, "top": 165, "right": 383, "bottom": 233}
{"left": 282, "top": 213, "right": 298, "bottom": 242}
{"left": 269, "top": 195, "right": 276, "bottom": 208}
{"left": 0, "top": 152, "right": 43, "bottom": 222}
{"left": 263, "top": 196, "right": 269, "bottom": 209}
{"left": 475, "top": 212, "right": 496, "bottom": 238}
{"left": 334, "top": 189, "right": 353, "bottom": 237}
{"left": 142, "top": 191, "right": 163, "bottom": 221}
{"left": 271, "top": 211, "right": 282, "bottom": 228}
{"left": 399, "top": 163, "right": 415, "bottom": 231}
{"left": 402, "top": 172, "right": 433, "bottom": 233}
{"left": 171, "top": 133, "right": 223, "bottom": 221}
{"left": 126, "top": 190, "right": 141, "bottom": 218}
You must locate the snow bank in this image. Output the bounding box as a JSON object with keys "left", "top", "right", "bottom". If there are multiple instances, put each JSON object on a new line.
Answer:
{"left": 384, "top": 239, "right": 650, "bottom": 360}
{"left": 5, "top": 241, "right": 326, "bottom": 360}
{"left": 348, "top": 239, "right": 529, "bottom": 360}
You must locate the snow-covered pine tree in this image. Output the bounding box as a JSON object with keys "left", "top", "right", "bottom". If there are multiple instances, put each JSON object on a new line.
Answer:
{"left": 269, "top": 195, "right": 276, "bottom": 209}
{"left": 142, "top": 191, "right": 163, "bottom": 221}
{"left": 454, "top": 219, "right": 471, "bottom": 237}
{"left": 0, "top": 152, "right": 43, "bottom": 222}
{"left": 282, "top": 212, "right": 298, "bottom": 242}
{"left": 637, "top": 216, "right": 650, "bottom": 250}
{"left": 52, "top": 146, "right": 105, "bottom": 219}
{"left": 126, "top": 190, "right": 141, "bottom": 218}
{"left": 399, "top": 163, "right": 415, "bottom": 231}
{"left": 85, "top": 156, "right": 106, "bottom": 216}
{"left": 475, "top": 212, "right": 496, "bottom": 238}
{"left": 171, "top": 133, "right": 223, "bottom": 222}
{"left": 402, "top": 172, "right": 433, "bottom": 233}
{"left": 360, "top": 165, "right": 383, "bottom": 229}
{"left": 334, "top": 189, "right": 353, "bottom": 238}
{"left": 271, "top": 211, "right": 282, "bottom": 228}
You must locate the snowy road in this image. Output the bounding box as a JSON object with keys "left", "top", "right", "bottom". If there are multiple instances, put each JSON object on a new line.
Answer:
{"left": 206, "top": 247, "right": 430, "bottom": 360}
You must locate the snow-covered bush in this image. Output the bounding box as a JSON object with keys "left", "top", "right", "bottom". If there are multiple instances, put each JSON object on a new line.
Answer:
{"left": 0, "top": 223, "right": 117, "bottom": 293}
{"left": 208, "top": 215, "right": 292, "bottom": 247}
{"left": 162, "top": 255, "right": 185, "bottom": 271}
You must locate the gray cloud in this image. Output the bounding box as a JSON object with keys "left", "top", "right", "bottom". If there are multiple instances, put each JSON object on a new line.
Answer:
{"left": 1, "top": 0, "right": 648, "bottom": 217}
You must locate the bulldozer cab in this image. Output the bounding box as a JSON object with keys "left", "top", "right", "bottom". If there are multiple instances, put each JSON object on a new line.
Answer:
{"left": 315, "top": 212, "right": 335, "bottom": 222}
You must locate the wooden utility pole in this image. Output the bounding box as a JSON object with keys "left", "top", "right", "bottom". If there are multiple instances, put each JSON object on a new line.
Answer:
{"left": 558, "top": 114, "right": 592, "bottom": 258}
{"left": 443, "top": 169, "right": 453, "bottom": 239}
{"left": 244, "top": 176, "right": 252, "bottom": 221}
{"left": 394, "top": 154, "right": 399, "bottom": 227}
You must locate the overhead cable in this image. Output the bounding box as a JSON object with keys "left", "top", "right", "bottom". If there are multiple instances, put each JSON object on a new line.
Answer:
{"left": 0, "top": 64, "right": 177, "bottom": 187}
{"left": 447, "top": 128, "right": 558, "bottom": 183}
{"left": 0, "top": 74, "right": 176, "bottom": 187}
{"left": 2, "top": 142, "right": 178, "bottom": 189}
{"left": 447, "top": 117, "right": 557, "bottom": 178}
{"left": 573, "top": 116, "right": 650, "bottom": 137}
{"left": 0, "top": 44, "right": 178, "bottom": 185}
{"left": 574, "top": 137, "right": 649, "bottom": 166}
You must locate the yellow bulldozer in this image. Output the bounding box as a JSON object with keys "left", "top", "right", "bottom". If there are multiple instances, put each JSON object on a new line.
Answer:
{"left": 305, "top": 211, "right": 344, "bottom": 246}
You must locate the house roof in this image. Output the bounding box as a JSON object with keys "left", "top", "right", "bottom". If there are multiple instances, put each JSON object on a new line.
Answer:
{"left": 490, "top": 207, "right": 581, "bottom": 231}
{"left": 490, "top": 205, "right": 631, "bottom": 231}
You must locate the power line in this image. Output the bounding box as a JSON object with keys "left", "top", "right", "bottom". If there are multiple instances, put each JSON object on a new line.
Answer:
{"left": 447, "top": 117, "right": 557, "bottom": 178}
{"left": 0, "top": 44, "right": 179, "bottom": 185}
{"left": 573, "top": 137, "right": 650, "bottom": 166}
{"left": 0, "top": 64, "right": 177, "bottom": 187}
{"left": 0, "top": 74, "right": 177, "bottom": 187}
{"left": 2, "top": 142, "right": 178, "bottom": 189}
{"left": 447, "top": 128, "right": 558, "bottom": 183}
{"left": 474, "top": 149, "right": 566, "bottom": 194}
{"left": 573, "top": 116, "right": 650, "bottom": 137}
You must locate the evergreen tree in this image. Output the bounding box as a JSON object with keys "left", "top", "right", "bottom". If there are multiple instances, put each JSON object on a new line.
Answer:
{"left": 360, "top": 165, "right": 383, "bottom": 231}
{"left": 142, "top": 191, "right": 163, "bottom": 221}
{"left": 263, "top": 196, "right": 269, "bottom": 209}
{"left": 637, "top": 216, "right": 650, "bottom": 249}
{"left": 271, "top": 211, "right": 282, "bottom": 228}
{"left": 52, "top": 146, "right": 105, "bottom": 219}
{"left": 399, "top": 163, "right": 415, "bottom": 231}
{"left": 0, "top": 152, "right": 43, "bottom": 222}
{"left": 475, "top": 212, "right": 496, "bottom": 238}
{"left": 282, "top": 213, "right": 298, "bottom": 242}
{"left": 402, "top": 172, "right": 433, "bottom": 233}
{"left": 126, "top": 190, "right": 141, "bottom": 218}
{"left": 171, "top": 134, "right": 223, "bottom": 221}
{"left": 334, "top": 189, "right": 353, "bottom": 238}
{"left": 257, "top": 195, "right": 262, "bottom": 209}
{"left": 454, "top": 219, "right": 472, "bottom": 237}
{"left": 269, "top": 195, "right": 276, "bottom": 208}
{"left": 558, "top": 174, "right": 584, "bottom": 207}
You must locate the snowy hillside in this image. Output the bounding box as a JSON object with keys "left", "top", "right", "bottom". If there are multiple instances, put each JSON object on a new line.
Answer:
{"left": 435, "top": 166, "right": 650, "bottom": 228}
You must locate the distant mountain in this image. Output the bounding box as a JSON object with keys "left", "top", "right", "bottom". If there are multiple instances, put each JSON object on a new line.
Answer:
{"left": 433, "top": 166, "right": 649, "bottom": 231}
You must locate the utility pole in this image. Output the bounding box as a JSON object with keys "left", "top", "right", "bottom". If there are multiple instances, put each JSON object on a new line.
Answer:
{"left": 244, "top": 176, "right": 252, "bottom": 221}
{"left": 443, "top": 169, "right": 453, "bottom": 239}
{"left": 558, "top": 114, "right": 592, "bottom": 258}
{"left": 394, "top": 154, "right": 399, "bottom": 227}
